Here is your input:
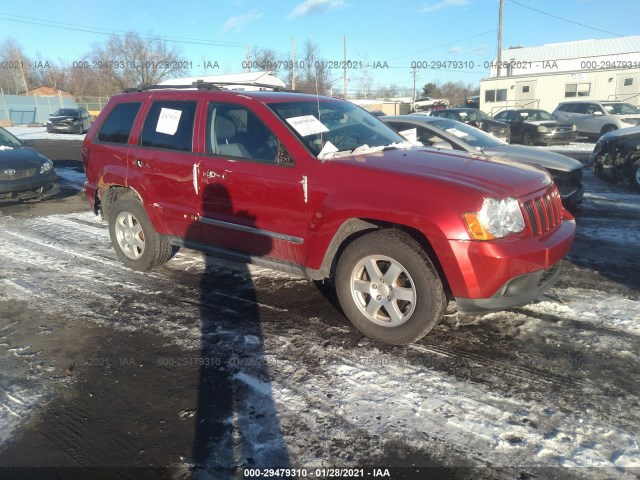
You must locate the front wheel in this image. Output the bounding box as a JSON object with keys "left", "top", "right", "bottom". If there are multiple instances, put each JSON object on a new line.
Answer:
{"left": 108, "top": 194, "right": 173, "bottom": 270}
{"left": 522, "top": 131, "right": 534, "bottom": 145}
{"left": 335, "top": 230, "right": 446, "bottom": 345}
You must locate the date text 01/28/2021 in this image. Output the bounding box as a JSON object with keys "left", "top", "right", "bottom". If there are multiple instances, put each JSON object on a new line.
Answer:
{"left": 243, "top": 468, "right": 392, "bottom": 478}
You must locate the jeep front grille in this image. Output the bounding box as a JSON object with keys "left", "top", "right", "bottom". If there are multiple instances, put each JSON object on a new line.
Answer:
{"left": 522, "top": 186, "right": 563, "bottom": 236}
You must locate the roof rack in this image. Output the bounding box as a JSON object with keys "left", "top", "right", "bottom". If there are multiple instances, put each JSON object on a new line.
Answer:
{"left": 123, "top": 79, "right": 292, "bottom": 93}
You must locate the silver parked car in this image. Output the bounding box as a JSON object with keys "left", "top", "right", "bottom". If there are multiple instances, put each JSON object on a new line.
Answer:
{"left": 382, "top": 114, "right": 584, "bottom": 209}
{"left": 552, "top": 101, "right": 640, "bottom": 139}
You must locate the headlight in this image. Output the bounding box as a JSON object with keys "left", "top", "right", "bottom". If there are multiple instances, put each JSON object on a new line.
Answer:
{"left": 464, "top": 197, "right": 525, "bottom": 240}
{"left": 621, "top": 118, "right": 640, "bottom": 126}
{"left": 571, "top": 125, "right": 577, "bottom": 132}
{"left": 40, "top": 160, "right": 53, "bottom": 174}
{"left": 537, "top": 126, "right": 551, "bottom": 133}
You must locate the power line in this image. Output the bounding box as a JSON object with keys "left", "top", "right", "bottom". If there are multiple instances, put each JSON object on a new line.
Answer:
{"left": 387, "top": 29, "right": 497, "bottom": 61}
{"left": 507, "top": 0, "right": 625, "bottom": 37}
{"left": 0, "top": 14, "right": 246, "bottom": 48}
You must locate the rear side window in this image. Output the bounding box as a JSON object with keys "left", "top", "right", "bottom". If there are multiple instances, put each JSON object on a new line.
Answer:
{"left": 571, "top": 103, "right": 591, "bottom": 114}
{"left": 141, "top": 101, "right": 197, "bottom": 152}
{"left": 97, "top": 102, "right": 141, "bottom": 144}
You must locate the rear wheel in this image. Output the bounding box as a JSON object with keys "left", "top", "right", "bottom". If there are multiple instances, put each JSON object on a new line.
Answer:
{"left": 108, "top": 194, "right": 173, "bottom": 270}
{"left": 631, "top": 160, "right": 640, "bottom": 192}
{"left": 335, "top": 230, "right": 446, "bottom": 345}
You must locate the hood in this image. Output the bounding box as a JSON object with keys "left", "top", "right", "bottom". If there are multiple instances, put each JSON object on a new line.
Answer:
{"left": 0, "top": 147, "right": 49, "bottom": 169}
{"left": 599, "top": 125, "right": 640, "bottom": 142}
{"left": 333, "top": 147, "right": 552, "bottom": 199}
{"left": 482, "top": 144, "right": 583, "bottom": 173}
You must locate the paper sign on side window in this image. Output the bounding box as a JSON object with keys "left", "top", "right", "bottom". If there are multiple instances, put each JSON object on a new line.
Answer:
{"left": 156, "top": 108, "right": 182, "bottom": 135}
{"left": 399, "top": 128, "right": 417, "bottom": 143}
{"left": 286, "top": 115, "right": 329, "bottom": 137}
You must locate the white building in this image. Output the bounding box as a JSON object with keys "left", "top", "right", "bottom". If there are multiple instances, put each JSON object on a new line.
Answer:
{"left": 480, "top": 35, "right": 640, "bottom": 115}
{"left": 159, "top": 71, "right": 286, "bottom": 91}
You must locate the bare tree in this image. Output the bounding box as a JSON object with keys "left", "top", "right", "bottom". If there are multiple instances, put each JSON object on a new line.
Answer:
{"left": 87, "top": 32, "right": 187, "bottom": 93}
{"left": 0, "top": 39, "right": 34, "bottom": 94}
{"left": 285, "top": 39, "right": 330, "bottom": 95}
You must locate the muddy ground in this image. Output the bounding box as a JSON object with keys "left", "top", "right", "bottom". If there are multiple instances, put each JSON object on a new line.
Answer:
{"left": 0, "top": 140, "right": 638, "bottom": 480}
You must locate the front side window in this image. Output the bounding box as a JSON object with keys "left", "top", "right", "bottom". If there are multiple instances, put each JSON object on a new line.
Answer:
{"left": 602, "top": 102, "right": 639, "bottom": 115}
{"left": 141, "top": 101, "right": 197, "bottom": 152}
{"left": 97, "top": 102, "right": 142, "bottom": 144}
{"left": 207, "top": 103, "right": 278, "bottom": 163}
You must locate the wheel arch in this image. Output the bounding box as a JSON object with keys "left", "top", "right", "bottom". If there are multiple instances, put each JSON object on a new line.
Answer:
{"left": 319, "top": 218, "right": 452, "bottom": 298}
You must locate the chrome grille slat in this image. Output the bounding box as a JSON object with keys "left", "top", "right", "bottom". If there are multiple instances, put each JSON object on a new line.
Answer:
{"left": 522, "top": 186, "right": 563, "bottom": 237}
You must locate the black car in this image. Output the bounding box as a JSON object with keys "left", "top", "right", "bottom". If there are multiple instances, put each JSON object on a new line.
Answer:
{"left": 0, "top": 126, "right": 59, "bottom": 203}
{"left": 382, "top": 115, "right": 584, "bottom": 208}
{"left": 46, "top": 108, "right": 93, "bottom": 134}
{"left": 428, "top": 108, "right": 510, "bottom": 143}
{"left": 591, "top": 126, "right": 640, "bottom": 191}
{"left": 493, "top": 109, "right": 577, "bottom": 146}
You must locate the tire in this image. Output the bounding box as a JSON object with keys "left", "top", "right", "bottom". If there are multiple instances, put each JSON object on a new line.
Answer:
{"left": 522, "top": 131, "right": 534, "bottom": 146}
{"left": 107, "top": 194, "right": 173, "bottom": 271}
{"left": 631, "top": 160, "right": 640, "bottom": 192}
{"left": 600, "top": 125, "right": 617, "bottom": 136}
{"left": 335, "top": 229, "right": 446, "bottom": 345}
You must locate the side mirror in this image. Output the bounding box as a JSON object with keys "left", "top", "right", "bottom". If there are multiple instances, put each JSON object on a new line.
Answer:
{"left": 21, "top": 139, "right": 35, "bottom": 147}
{"left": 593, "top": 111, "right": 604, "bottom": 116}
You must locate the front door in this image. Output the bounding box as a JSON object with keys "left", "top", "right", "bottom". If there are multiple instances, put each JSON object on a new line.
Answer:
{"left": 196, "top": 102, "right": 308, "bottom": 266}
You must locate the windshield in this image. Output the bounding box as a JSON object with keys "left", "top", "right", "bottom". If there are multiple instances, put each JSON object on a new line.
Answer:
{"left": 0, "top": 127, "right": 23, "bottom": 148}
{"left": 519, "top": 110, "right": 554, "bottom": 121}
{"left": 602, "top": 103, "right": 639, "bottom": 115}
{"left": 267, "top": 100, "right": 406, "bottom": 158}
{"left": 428, "top": 118, "right": 506, "bottom": 149}
{"left": 53, "top": 109, "right": 80, "bottom": 117}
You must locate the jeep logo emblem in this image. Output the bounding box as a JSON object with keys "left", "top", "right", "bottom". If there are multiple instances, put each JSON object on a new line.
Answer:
{"left": 3, "top": 169, "right": 16, "bottom": 176}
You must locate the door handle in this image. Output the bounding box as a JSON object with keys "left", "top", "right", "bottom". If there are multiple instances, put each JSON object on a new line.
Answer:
{"left": 205, "top": 170, "right": 226, "bottom": 180}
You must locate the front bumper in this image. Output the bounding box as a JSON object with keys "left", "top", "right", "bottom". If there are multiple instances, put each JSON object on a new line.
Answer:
{"left": 538, "top": 131, "right": 578, "bottom": 145}
{"left": 432, "top": 213, "right": 575, "bottom": 311}
{"left": 0, "top": 180, "right": 59, "bottom": 202}
{"left": 456, "top": 263, "right": 562, "bottom": 312}
{"left": 47, "top": 123, "right": 81, "bottom": 133}
{"left": 0, "top": 170, "right": 59, "bottom": 202}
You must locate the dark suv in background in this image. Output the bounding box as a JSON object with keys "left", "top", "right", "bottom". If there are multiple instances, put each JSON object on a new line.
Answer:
{"left": 429, "top": 108, "right": 511, "bottom": 142}
{"left": 493, "top": 109, "right": 577, "bottom": 146}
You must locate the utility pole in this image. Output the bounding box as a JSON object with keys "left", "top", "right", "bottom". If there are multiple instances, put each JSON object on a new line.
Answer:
{"left": 343, "top": 34, "right": 348, "bottom": 100}
{"left": 291, "top": 35, "right": 296, "bottom": 90}
{"left": 496, "top": 0, "right": 504, "bottom": 77}
{"left": 411, "top": 66, "right": 418, "bottom": 112}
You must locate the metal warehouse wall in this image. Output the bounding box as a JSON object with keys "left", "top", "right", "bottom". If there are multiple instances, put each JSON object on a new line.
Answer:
{"left": 0, "top": 93, "right": 79, "bottom": 126}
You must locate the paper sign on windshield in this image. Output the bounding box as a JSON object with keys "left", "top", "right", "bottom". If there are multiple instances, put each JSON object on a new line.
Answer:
{"left": 286, "top": 115, "right": 329, "bottom": 137}
{"left": 399, "top": 128, "right": 417, "bottom": 143}
{"left": 156, "top": 108, "right": 182, "bottom": 135}
{"left": 445, "top": 127, "right": 467, "bottom": 138}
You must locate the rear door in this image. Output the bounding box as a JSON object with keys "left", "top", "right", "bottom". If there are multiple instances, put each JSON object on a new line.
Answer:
{"left": 127, "top": 99, "right": 201, "bottom": 239}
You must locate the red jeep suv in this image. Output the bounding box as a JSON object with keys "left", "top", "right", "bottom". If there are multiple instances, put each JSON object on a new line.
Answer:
{"left": 83, "top": 83, "right": 575, "bottom": 345}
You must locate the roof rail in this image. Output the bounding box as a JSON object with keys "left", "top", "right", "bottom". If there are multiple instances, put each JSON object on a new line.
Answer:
{"left": 123, "top": 79, "right": 290, "bottom": 93}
